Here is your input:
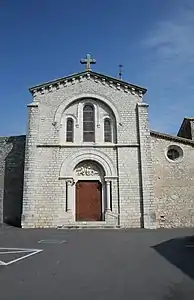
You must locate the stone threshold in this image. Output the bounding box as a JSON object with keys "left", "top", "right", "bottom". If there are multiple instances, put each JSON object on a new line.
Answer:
{"left": 57, "top": 225, "right": 120, "bottom": 229}
{"left": 57, "top": 220, "right": 120, "bottom": 229}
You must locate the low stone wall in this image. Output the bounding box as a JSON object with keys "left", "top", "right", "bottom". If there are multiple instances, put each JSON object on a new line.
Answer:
{"left": 0, "top": 135, "right": 25, "bottom": 226}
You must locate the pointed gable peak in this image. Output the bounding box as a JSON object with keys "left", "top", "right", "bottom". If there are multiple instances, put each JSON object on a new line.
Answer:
{"left": 29, "top": 70, "right": 147, "bottom": 98}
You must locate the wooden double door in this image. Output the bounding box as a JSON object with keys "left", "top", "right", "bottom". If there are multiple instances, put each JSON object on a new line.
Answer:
{"left": 76, "top": 181, "right": 102, "bottom": 221}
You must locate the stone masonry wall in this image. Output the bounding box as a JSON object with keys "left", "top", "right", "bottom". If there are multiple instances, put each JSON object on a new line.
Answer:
{"left": 151, "top": 135, "right": 194, "bottom": 228}
{"left": 0, "top": 135, "right": 25, "bottom": 226}
{"left": 137, "top": 103, "right": 156, "bottom": 229}
{"left": 24, "top": 147, "right": 117, "bottom": 227}
{"left": 117, "top": 147, "right": 142, "bottom": 228}
{"left": 22, "top": 75, "right": 149, "bottom": 228}
{"left": 34, "top": 77, "right": 140, "bottom": 145}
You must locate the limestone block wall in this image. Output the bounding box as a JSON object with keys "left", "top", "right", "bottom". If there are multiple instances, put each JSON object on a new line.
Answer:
{"left": 23, "top": 146, "right": 118, "bottom": 228}
{"left": 117, "top": 147, "right": 142, "bottom": 228}
{"left": 33, "top": 77, "right": 141, "bottom": 146}
{"left": 0, "top": 136, "right": 25, "bottom": 226}
{"left": 151, "top": 134, "right": 194, "bottom": 228}
{"left": 137, "top": 103, "right": 156, "bottom": 229}
{"left": 22, "top": 144, "right": 147, "bottom": 229}
{"left": 22, "top": 73, "right": 155, "bottom": 228}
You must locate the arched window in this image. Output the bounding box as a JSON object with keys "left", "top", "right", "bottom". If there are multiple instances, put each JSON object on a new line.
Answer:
{"left": 66, "top": 118, "right": 74, "bottom": 142}
{"left": 104, "top": 118, "right": 112, "bottom": 142}
{"left": 83, "top": 104, "right": 95, "bottom": 142}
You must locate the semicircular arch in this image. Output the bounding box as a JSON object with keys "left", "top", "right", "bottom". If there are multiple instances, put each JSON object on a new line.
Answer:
{"left": 59, "top": 149, "right": 117, "bottom": 178}
{"left": 54, "top": 93, "right": 121, "bottom": 125}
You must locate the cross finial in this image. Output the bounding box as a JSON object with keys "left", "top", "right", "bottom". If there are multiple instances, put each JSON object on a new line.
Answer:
{"left": 80, "top": 54, "right": 96, "bottom": 71}
{"left": 119, "top": 64, "right": 123, "bottom": 80}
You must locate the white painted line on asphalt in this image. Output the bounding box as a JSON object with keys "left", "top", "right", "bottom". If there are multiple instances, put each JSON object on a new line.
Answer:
{"left": 5, "top": 250, "right": 43, "bottom": 266}
{"left": 0, "top": 247, "right": 42, "bottom": 251}
{"left": 0, "top": 250, "right": 34, "bottom": 254}
{"left": 0, "top": 248, "right": 43, "bottom": 266}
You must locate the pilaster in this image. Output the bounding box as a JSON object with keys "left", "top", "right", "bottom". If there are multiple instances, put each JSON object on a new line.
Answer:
{"left": 137, "top": 102, "right": 156, "bottom": 229}
{"left": 22, "top": 103, "right": 39, "bottom": 227}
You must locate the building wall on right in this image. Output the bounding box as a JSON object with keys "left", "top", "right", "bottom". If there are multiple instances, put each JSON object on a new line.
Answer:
{"left": 151, "top": 134, "right": 194, "bottom": 228}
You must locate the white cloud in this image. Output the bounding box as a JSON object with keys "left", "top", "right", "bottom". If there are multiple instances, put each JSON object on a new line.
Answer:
{"left": 142, "top": 1, "right": 194, "bottom": 135}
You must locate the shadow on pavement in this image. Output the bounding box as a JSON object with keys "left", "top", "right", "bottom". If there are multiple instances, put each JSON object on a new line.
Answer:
{"left": 152, "top": 235, "right": 194, "bottom": 280}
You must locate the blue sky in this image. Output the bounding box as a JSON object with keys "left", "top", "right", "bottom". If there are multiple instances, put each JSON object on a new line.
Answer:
{"left": 1, "top": 0, "right": 194, "bottom": 136}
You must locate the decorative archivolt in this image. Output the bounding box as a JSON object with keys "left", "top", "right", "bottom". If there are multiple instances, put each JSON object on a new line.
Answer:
{"left": 59, "top": 149, "right": 117, "bottom": 178}
{"left": 54, "top": 93, "right": 121, "bottom": 127}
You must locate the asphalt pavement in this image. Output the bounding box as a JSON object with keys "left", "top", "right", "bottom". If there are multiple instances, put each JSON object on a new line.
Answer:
{"left": 0, "top": 226, "right": 194, "bottom": 300}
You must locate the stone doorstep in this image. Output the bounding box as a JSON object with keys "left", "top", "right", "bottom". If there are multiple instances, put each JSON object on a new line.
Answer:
{"left": 58, "top": 225, "right": 120, "bottom": 229}
{"left": 57, "top": 221, "right": 120, "bottom": 229}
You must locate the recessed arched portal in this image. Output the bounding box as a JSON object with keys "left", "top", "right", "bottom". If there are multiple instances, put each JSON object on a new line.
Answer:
{"left": 59, "top": 149, "right": 117, "bottom": 223}
{"left": 74, "top": 160, "right": 105, "bottom": 221}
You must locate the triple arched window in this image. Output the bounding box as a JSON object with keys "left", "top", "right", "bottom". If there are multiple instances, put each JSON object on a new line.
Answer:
{"left": 65, "top": 103, "right": 113, "bottom": 143}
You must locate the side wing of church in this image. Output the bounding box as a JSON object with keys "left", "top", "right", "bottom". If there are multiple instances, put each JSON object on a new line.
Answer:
{"left": 1, "top": 56, "right": 194, "bottom": 229}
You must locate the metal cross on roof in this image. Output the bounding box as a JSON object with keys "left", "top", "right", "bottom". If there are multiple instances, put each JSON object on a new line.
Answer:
{"left": 80, "top": 54, "right": 96, "bottom": 71}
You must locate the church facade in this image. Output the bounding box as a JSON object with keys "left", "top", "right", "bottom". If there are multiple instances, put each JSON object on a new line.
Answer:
{"left": 22, "top": 63, "right": 156, "bottom": 229}
{"left": 1, "top": 56, "right": 194, "bottom": 229}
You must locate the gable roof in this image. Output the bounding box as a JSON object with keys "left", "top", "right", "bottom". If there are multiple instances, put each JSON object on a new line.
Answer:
{"left": 29, "top": 70, "right": 147, "bottom": 95}
{"left": 150, "top": 130, "right": 194, "bottom": 146}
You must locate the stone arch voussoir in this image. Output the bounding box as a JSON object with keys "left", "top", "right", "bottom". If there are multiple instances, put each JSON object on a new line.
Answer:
{"left": 59, "top": 149, "right": 117, "bottom": 178}
{"left": 54, "top": 93, "right": 121, "bottom": 125}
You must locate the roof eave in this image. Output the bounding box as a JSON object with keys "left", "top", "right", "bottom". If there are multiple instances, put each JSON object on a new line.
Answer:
{"left": 28, "top": 70, "right": 147, "bottom": 94}
{"left": 150, "top": 130, "right": 194, "bottom": 146}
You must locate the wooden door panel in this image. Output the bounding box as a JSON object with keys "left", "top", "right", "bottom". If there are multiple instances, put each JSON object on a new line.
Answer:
{"left": 76, "top": 181, "right": 102, "bottom": 221}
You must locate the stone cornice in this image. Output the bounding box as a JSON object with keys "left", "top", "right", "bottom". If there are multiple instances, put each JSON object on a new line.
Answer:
{"left": 36, "top": 143, "right": 139, "bottom": 148}
{"left": 29, "top": 71, "right": 146, "bottom": 98}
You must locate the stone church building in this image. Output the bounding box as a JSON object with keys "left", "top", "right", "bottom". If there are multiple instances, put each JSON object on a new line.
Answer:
{"left": 1, "top": 55, "right": 194, "bottom": 229}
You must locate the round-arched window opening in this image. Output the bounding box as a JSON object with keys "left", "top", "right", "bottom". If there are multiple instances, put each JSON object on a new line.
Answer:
{"left": 166, "top": 145, "right": 183, "bottom": 162}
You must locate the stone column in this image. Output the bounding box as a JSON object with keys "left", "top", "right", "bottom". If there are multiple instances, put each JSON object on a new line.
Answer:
{"left": 66, "top": 180, "right": 72, "bottom": 211}
{"left": 106, "top": 180, "right": 111, "bottom": 211}
{"left": 66, "top": 178, "right": 74, "bottom": 212}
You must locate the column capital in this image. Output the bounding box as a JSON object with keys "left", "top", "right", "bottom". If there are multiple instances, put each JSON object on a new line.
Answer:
{"left": 59, "top": 176, "right": 75, "bottom": 185}
{"left": 105, "top": 180, "right": 111, "bottom": 185}
{"left": 66, "top": 178, "right": 75, "bottom": 186}
{"left": 104, "top": 176, "right": 117, "bottom": 182}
